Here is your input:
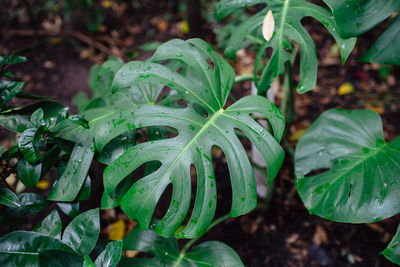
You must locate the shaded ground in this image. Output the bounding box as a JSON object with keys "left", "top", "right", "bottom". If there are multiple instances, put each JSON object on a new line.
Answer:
{"left": 1, "top": 1, "right": 399, "bottom": 266}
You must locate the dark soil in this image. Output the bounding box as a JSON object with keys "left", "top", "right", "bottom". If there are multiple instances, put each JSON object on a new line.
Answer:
{"left": 1, "top": 1, "right": 399, "bottom": 266}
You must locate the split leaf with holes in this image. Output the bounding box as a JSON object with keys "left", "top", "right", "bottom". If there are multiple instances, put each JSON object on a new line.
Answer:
{"left": 295, "top": 109, "right": 400, "bottom": 223}
{"left": 217, "top": 0, "right": 356, "bottom": 94}
{"left": 95, "top": 38, "right": 285, "bottom": 238}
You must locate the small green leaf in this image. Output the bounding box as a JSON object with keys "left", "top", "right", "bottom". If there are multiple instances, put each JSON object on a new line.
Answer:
{"left": 73, "top": 91, "right": 90, "bottom": 113}
{"left": 121, "top": 225, "right": 244, "bottom": 266}
{"left": 30, "top": 108, "right": 45, "bottom": 128}
{"left": 5, "top": 193, "right": 48, "bottom": 218}
{"left": 18, "top": 127, "right": 43, "bottom": 164}
{"left": 57, "top": 202, "right": 80, "bottom": 218}
{"left": 84, "top": 255, "right": 96, "bottom": 267}
{"left": 94, "top": 240, "right": 123, "bottom": 267}
{"left": 0, "top": 188, "right": 21, "bottom": 207}
{"left": 17, "top": 158, "right": 42, "bottom": 188}
{"left": 36, "top": 210, "right": 62, "bottom": 238}
{"left": 295, "top": 109, "right": 400, "bottom": 223}
{"left": 47, "top": 133, "right": 95, "bottom": 201}
{"left": 0, "top": 231, "right": 75, "bottom": 265}
{"left": 0, "top": 81, "right": 25, "bottom": 108}
{"left": 382, "top": 224, "right": 400, "bottom": 264}
{"left": 62, "top": 208, "right": 100, "bottom": 255}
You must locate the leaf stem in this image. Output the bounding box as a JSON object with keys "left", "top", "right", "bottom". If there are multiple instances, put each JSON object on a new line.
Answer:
{"left": 173, "top": 214, "right": 230, "bottom": 267}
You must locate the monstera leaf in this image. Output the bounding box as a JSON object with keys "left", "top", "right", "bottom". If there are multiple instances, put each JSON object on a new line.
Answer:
{"left": 295, "top": 109, "right": 400, "bottom": 223}
{"left": 92, "top": 39, "right": 285, "bottom": 238}
{"left": 120, "top": 224, "right": 244, "bottom": 267}
{"left": 323, "top": 0, "right": 400, "bottom": 65}
{"left": 217, "top": 0, "right": 356, "bottom": 94}
{"left": 382, "top": 224, "right": 400, "bottom": 265}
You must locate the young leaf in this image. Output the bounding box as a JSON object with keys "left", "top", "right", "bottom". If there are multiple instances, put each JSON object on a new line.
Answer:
{"left": 0, "top": 231, "right": 75, "bottom": 266}
{"left": 17, "top": 158, "right": 42, "bottom": 188}
{"left": 36, "top": 210, "right": 62, "bottom": 238}
{"left": 0, "top": 188, "right": 21, "bottom": 207}
{"left": 98, "top": 39, "right": 285, "bottom": 238}
{"left": 382, "top": 224, "right": 400, "bottom": 264}
{"left": 94, "top": 240, "right": 123, "bottom": 267}
{"left": 62, "top": 208, "right": 100, "bottom": 255}
{"left": 217, "top": 0, "right": 357, "bottom": 94}
{"left": 121, "top": 226, "right": 244, "bottom": 267}
{"left": 295, "top": 109, "right": 400, "bottom": 223}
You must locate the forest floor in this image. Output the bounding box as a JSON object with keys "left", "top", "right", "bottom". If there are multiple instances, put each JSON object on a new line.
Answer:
{"left": 1, "top": 1, "right": 400, "bottom": 266}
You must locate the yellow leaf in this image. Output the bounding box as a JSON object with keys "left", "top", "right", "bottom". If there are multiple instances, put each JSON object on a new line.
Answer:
{"left": 338, "top": 82, "right": 354, "bottom": 95}
{"left": 262, "top": 10, "right": 275, "bottom": 42}
{"left": 125, "top": 250, "right": 139, "bottom": 258}
{"left": 36, "top": 180, "right": 50, "bottom": 189}
{"left": 180, "top": 21, "right": 190, "bottom": 34}
{"left": 365, "top": 104, "right": 384, "bottom": 115}
{"left": 101, "top": 0, "right": 112, "bottom": 8}
{"left": 50, "top": 37, "right": 62, "bottom": 44}
{"left": 289, "top": 129, "right": 307, "bottom": 142}
{"left": 108, "top": 219, "right": 126, "bottom": 240}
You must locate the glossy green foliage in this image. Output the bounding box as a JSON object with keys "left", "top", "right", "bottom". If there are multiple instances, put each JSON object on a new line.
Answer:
{"left": 217, "top": 0, "right": 356, "bottom": 94}
{"left": 323, "top": 0, "right": 400, "bottom": 65}
{"left": 120, "top": 224, "right": 244, "bottom": 266}
{"left": 361, "top": 15, "right": 400, "bottom": 65}
{"left": 382, "top": 224, "right": 400, "bottom": 264}
{"left": 295, "top": 109, "right": 400, "bottom": 223}
{"left": 62, "top": 208, "right": 100, "bottom": 255}
{"left": 4, "top": 192, "right": 48, "bottom": 218}
{"left": 95, "top": 39, "right": 284, "bottom": 238}
{"left": 0, "top": 188, "right": 21, "bottom": 207}
{"left": 322, "top": 0, "right": 400, "bottom": 38}
{"left": 0, "top": 209, "right": 102, "bottom": 266}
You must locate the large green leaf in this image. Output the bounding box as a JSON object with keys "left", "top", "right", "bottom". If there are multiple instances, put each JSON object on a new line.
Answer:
{"left": 62, "top": 208, "right": 100, "bottom": 256}
{"left": 36, "top": 209, "right": 62, "bottom": 238}
{"left": 121, "top": 225, "right": 244, "bottom": 266}
{"left": 322, "top": 0, "right": 400, "bottom": 38}
{"left": 382, "top": 224, "right": 400, "bottom": 264}
{"left": 96, "top": 39, "right": 284, "bottom": 238}
{"left": 0, "top": 231, "right": 75, "bottom": 266}
{"left": 361, "top": 15, "right": 400, "bottom": 65}
{"left": 217, "top": 0, "right": 356, "bottom": 94}
{"left": 295, "top": 109, "right": 400, "bottom": 223}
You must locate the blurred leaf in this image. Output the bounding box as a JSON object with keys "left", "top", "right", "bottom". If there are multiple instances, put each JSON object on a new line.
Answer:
{"left": 0, "top": 55, "right": 27, "bottom": 65}
{"left": 62, "top": 208, "right": 100, "bottom": 255}
{"left": 0, "top": 81, "right": 25, "bottom": 108}
{"left": 108, "top": 219, "right": 126, "bottom": 241}
{"left": 338, "top": 82, "right": 354, "bottom": 95}
{"left": 382, "top": 224, "right": 400, "bottom": 264}
{"left": 0, "top": 188, "right": 21, "bottom": 207}
{"left": 84, "top": 255, "right": 96, "bottom": 267}
{"left": 36, "top": 210, "right": 62, "bottom": 238}
{"left": 73, "top": 91, "right": 90, "bottom": 113}
{"left": 361, "top": 15, "right": 400, "bottom": 65}
{"left": 94, "top": 240, "right": 123, "bottom": 267}
{"left": 295, "top": 109, "right": 400, "bottom": 223}
{"left": 17, "top": 158, "right": 42, "bottom": 188}
{"left": 289, "top": 128, "right": 307, "bottom": 142}
{"left": 36, "top": 180, "right": 50, "bottom": 189}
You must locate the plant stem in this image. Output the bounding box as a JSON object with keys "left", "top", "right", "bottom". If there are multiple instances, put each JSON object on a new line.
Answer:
{"left": 173, "top": 214, "right": 230, "bottom": 267}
